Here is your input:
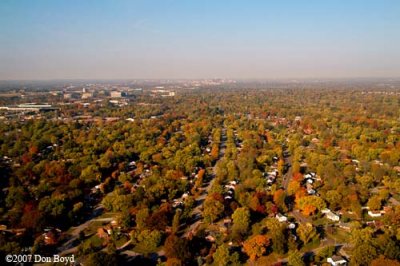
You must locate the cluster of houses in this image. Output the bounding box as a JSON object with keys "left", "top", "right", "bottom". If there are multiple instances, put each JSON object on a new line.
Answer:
{"left": 275, "top": 213, "right": 288, "bottom": 223}
{"left": 97, "top": 220, "right": 122, "bottom": 241}
{"left": 264, "top": 158, "right": 279, "bottom": 190}
{"left": 89, "top": 160, "right": 155, "bottom": 202}
{"left": 172, "top": 167, "right": 202, "bottom": 208}
{"left": 172, "top": 192, "right": 190, "bottom": 208}
{"left": 224, "top": 180, "right": 238, "bottom": 201}
{"left": 264, "top": 168, "right": 278, "bottom": 186}
{"left": 43, "top": 227, "right": 62, "bottom": 245}
{"left": 361, "top": 206, "right": 387, "bottom": 218}
{"left": 302, "top": 172, "right": 320, "bottom": 195}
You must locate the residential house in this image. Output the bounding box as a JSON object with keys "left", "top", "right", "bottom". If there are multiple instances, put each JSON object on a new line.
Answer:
{"left": 327, "top": 255, "right": 347, "bottom": 266}
{"left": 322, "top": 208, "right": 340, "bottom": 221}
{"left": 288, "top": 223, "right": 296, "bottom": 229}
{"left": 205, "top": 235, "right": 216, "bottom": 242}
{"left": 326, "top": 211, "right": 340, "bottom": 222}
{"left": 43, "top": 228, "right": 61, "bottom": 245}
{"left": 321, "top": 208, "right": 331, "bottom": 214}
{"left": 276, "top": 213, "right": 288, "bottom": 222}
{"left": 368, "top": 210, "right": 384, "bottom": 217}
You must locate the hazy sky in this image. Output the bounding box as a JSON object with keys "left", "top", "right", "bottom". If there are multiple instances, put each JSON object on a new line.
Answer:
{"left": 0, "top": 0, "right": 399, "bottom": 80}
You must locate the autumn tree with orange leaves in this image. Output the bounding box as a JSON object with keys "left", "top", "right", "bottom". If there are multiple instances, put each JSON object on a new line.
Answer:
{"left": 243, "top": 234, "right": 270, "bottom": 261}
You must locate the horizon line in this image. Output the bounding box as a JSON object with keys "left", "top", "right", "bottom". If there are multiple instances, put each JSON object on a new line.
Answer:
{"left": 1, "top": 76, "right": 400, "bottom": 82}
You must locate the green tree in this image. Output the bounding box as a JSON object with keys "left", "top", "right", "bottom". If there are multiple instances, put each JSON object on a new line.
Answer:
{"left": 118, "top": 210, "right": 132, "bottom": 230}
{"left": 316, "top": 245, "right": 335, "bottom": 263}
{"left": 203, "top": 197, "right": 224, "bottom": 223}
{"left": 288, "top": 250, "right": 305, "bottom": 266}
{"left": 296, "top": 223, "right": 318, "bottom": 246}
{"left": 367, "top": 195, "right": 382, "bottom": 211}
{"left": 136, "top": 207, "right": 149, "bottom": 229}
{"left": 325, "top": 190, "right": 342, "bottom": 210}
{"left": 265, "top": 218, "right": 286, "bottom": 254}
{"left": 80, "top": 165, "right": 101, "bottom": 183}
{"left": 213, "top": 244, "right": 230, "bottom": 266}
{"left": 231, "top": 207, "right": 250, "bottom": 240}
{"left": 351, "top": 243, "right": 377, "bottom": 266}
{"left": 131, "top": 229, "right": 162, "bottom": 256}
{"left": 85, "top": 251, "right": 118, "bottom": 266}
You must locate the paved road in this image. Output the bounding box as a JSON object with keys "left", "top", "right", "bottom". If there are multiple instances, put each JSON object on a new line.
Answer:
{"left": 273, "top": 141, "right": 351, "bottom": 263}
{"left": 282, "top": 148, "right": 292, "bottom": 192}
{"left": 389, "top": 197, "right": 400, "bottom": 206}
{"left": 117, "top": 239, "right": 132, "bottom": 250}
{"left": 280, "top": 146, "right": 314, "bottom": 226}
{"left": 182, "top": 127, "right": 226, "bottom": 238}
{"left": 291, "top": 210, "right": 311, "bottom": 224}
{"left": 58, "top": 206, "right": 113, "bottom": 255}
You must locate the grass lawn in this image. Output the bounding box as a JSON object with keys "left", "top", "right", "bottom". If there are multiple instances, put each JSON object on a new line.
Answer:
{"left": 312, "top": 217, "right": 330, "bottom": 226}
{"left": 99, "top": 212, "right": 119, "bottom": 219}
{"left": 301, "top": 238, "right": 321, "bottom": 252}
{"left": 256, "top": 253, "right": 286, "bottom": 265}
{"left": 84, "top": 220, "right": 106, "bottom": 235}
{"left": 86, "top": 234, "right": 104, "bottom": 249}
{"left": 116, "top": 235, "right": 130, "bottom": 247}
{"left": 327, "top": 228, "right": 349, "bottom": 243}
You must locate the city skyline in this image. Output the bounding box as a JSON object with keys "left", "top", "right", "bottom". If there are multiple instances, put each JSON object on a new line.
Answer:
{"left": 1, "top": 0, "right": 399, "bottom": 80}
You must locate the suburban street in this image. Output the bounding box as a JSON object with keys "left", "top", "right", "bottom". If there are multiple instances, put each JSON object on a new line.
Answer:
{"left": 282, "top": 147, "right": 292, "bottom": 192}
{"left": 183, "top": 127, "right": 226, "bottom": 238}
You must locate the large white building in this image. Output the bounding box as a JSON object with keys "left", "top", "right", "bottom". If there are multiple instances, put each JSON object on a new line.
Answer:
{"left": 110, "top": 91, "right": 123, "bottom": 98}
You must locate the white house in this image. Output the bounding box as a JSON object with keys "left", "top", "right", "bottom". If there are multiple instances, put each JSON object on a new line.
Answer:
{"left": 326, "top": 211, "right": 340, "bottom": 222}
{"left": 276, "top": 213, "right": 288, "bottom": 222}
{"left": 288, "top": 223, "right": 296, "bottom": 229}
{"left": 267, "top": 171, "right": 277, "bottom": 177}
{"left": 224, "top": 185, "right": 235, "bottom": 190}
{"left": 321, "top": 208, "right": 331, "bottom": 214}
{"left": 307, "top": 188, "right": 316, "bottom": 195}
{"left": 327, "top": 255, "right": 347, "bottom": 266}
{"left": 368, "top": 210, "right": 384, "bottom": 217}
{"left": 323, "top": 209, "right": 340, "bottom": 221}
